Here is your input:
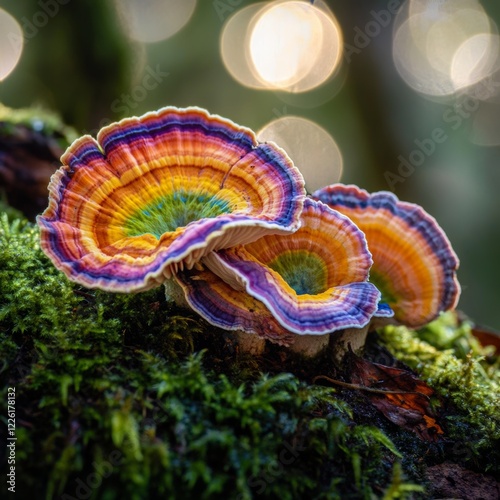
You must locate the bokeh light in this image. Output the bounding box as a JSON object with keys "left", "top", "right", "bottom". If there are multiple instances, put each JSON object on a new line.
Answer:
{"left": 221, "top": 0, "right": 342, "bottom": 93}
{"left": 451, "top": 34, "right": 500, "bottom": 90}
{"left": 116, "top": 0, "right": 197, "bottom": 43}
{"left": 0, "top": 9, "right": 23, "bottom": 81}
{"left": 257, "top": 116, "right": 342, "bottom": 192}
{"left": 249, "top": 2, "right": 321, "bottom": 88}
{"left": 271, "top": 64, "right": 347, "bottom": 109}
{"left": 392, "top": 0, "right": 500, "bottom": 97}
{"left": 220, "top": 3, "right": 267, "bottom": 90}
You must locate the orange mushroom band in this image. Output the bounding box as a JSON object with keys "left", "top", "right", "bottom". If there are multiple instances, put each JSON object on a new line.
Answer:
{"left": 313, "top": 184, "right": 461, "bottom": 327}
{"left": 176, "top": 199, "right": 382, "bottom": 337}
{"left": 37, "top": 107, "right": 306, "bottom": 292}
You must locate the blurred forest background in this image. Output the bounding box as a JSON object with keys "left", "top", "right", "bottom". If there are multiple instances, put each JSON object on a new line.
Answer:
{"left": 1, "top": 0, "right": 499, "bottom": 330}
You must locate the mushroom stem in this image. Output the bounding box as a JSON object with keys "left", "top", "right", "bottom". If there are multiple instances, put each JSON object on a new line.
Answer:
{"left": 329, "top": 325, "right": 370, "bottom": 363}
{"left": 288, "top": 333, "right": 330, "bottom": 358}
{"left": 231, "top": 330, "right": 266, "bottom": 355}
{"left": 164, "top": 278, "right": 190, "bottom": 309}
{"left": 370, "top": 316, "right": 397, "bottom": 330}
{"left": 164, "top": 278, "right": 266, "bottom": 355}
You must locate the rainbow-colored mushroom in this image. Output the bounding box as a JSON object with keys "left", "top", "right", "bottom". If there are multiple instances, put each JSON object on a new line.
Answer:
{"left": 37, "top": 107, "right": 305, "bottom": 292}
{"left": 36, "top": 105, "right": 462, "bottom": 358}
{"left": 177, "top": 198, "right": 381, "bottom": 339}
{"left": 313, "top": 184, "right": 461, "bottom": 327}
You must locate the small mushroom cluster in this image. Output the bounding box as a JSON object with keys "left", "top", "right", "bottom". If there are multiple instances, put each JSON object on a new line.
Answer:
{"left": 37, "top": 107, "right": 460, "bottom": 357}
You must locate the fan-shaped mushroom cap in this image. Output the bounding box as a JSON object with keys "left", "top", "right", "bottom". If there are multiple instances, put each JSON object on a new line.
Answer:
{"left": 37, "top": 107, "right": 305, "bottom": 292}
{"left": 202, "top": 198, "right": 381, "bottom": 335}
{"left": 313, "top": 184, "right": 460, "bottom": 327}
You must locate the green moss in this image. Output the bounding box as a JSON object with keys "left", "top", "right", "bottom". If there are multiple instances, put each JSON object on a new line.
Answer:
{"left": 1, "top": 211, "right": 425, "bottom": 499}
{"left": 378, "top": 313, "right": 500, "bottom": 473}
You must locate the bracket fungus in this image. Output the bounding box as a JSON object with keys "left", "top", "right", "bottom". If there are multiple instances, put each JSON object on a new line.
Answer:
{"left": 37, "top": 107, "right": 306, "bottom": 292}
{"left": 36, "top": 106, "right": 462, "bottom": 362}
{"left": 175, "top": 198, "right": 381, "bottom": 357}
{"left": 313, "top": 183, "right": 461, "bottom": 328}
